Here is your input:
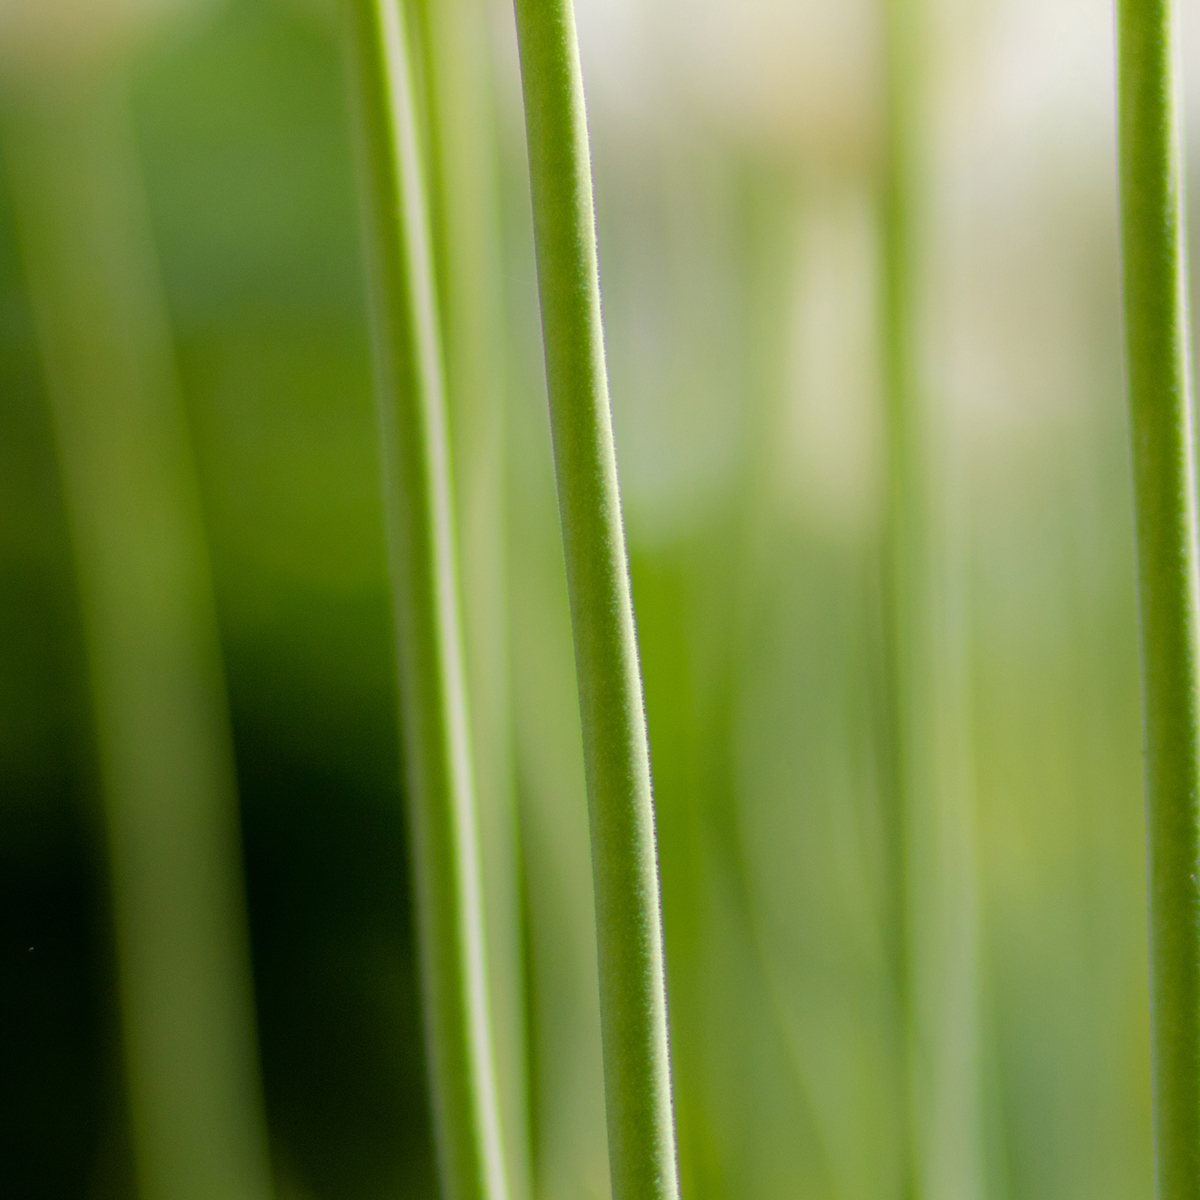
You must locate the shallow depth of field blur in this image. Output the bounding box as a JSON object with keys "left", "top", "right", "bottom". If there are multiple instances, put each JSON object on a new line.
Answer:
{"left": 3, "top": 0, "right": 1200, "bottom": 1196}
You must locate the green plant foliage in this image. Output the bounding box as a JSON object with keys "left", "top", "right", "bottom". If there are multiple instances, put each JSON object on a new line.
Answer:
{"left": 0, "top": 2, "right": 1179, "bottom": 1199}
{"left": 410, "top": 2, "right": 531, "bottom": 1194}
{"left": 509, "top": 1, "right": 680, "bottom": 1196}
{"left": 2, "top": 84, "right": 273, "bottom": 1200}
{"left": 340, "top": 1, "right": 507, "bottom": 1197}
{"left": 880, "top": 0, "right": 988, "bottom": 1195}
{"left": 1116, "top": 0, "right": 1200, "bottom": 1194}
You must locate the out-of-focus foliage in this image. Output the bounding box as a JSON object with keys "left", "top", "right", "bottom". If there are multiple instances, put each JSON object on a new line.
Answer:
{"left": 3, "top": 0, "right": 1196, "bottom": 1196}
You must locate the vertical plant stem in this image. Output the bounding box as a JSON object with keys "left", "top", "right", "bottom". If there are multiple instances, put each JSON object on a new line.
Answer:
{"left": 1115, "top": 1, "right": 1200, "bottom": 1194}
{"left": 340, "top": 3, "right": 508, "bottom": 1198}
{"left": 2, "top": 85, "right": 273, "bottom": 1200}
{"left": 510, "top": 4, "right": 680, "bottom": 1198}
{"left": 880, "top": 3, "right": 986, "bottom": 1198}
{"left": 879, "top": 0, "right": 923, "bottom": 1189}
{"left": 411, "top": 1, "right": 531, "bottom": 1195}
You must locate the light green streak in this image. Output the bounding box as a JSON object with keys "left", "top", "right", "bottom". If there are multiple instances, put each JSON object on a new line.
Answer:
{"left": 2, "top": 86, "right": 273, "bottom": 1200}
{"left": 340, "top": 3, "right": 508, "bottom": 1198}
{"left": 411, "top": 1, "right": 531, "bottom": 1195}
{"left": 1115, "top": 0, "right": 1200, "bottom": 1195}
{"left": 879, "top": 0, "right": 925, "bottom": 1183}
{"left": 509, "top": 3, "right": 680, "bottom": 1197}
{"left": 880, "top": 2, "right": 986, "bottom": 1197}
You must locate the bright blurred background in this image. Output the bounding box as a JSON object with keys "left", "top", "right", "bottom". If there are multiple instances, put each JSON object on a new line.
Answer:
{"left": 3, "top": 0, "right": 1199, "bottom": 1196}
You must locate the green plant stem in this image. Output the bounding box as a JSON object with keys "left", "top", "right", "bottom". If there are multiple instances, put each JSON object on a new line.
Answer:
{"left": 1115, "top": 1, "right": 1200, "bottom": 1194}
{"left": 411, "top": 1, "right": 531, "bottom": 1195}
{"left": 340, "top": 3, "right": 508, "bottom": 1198}
{"left": 510, "top": 4, "right": 680, "bottom": 1197}
{"left": 880, "top": 3, "right": 986, "bottom": 1198}
{"left": 879, "top": 0, "right": 922, "bottom": 1190}
{"left": 2, "top": 85, "right": 273, "bottom": 1200}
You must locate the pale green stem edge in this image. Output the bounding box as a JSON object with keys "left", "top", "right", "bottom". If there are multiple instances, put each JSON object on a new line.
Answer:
{"left": 1115, "top": 1, "right": 1200, "bottom": 1196}
{"left": 340, "top": 4, "right": 508, "bottom": 1198}
{"left": 509, "top": 3, "right": 680, "bottom": 1198}
{"left": 412, "top": 2, "right": 532, "bottom": 1196}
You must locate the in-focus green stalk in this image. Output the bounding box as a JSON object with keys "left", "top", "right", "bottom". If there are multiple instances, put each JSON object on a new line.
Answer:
{"left": 411, "top": 1, "right": 531, "bottom": 1195}
{"left": 2, "top": 85, "right": 273, "bottom": 1200}
{"left": 340, "top": 3, "right": 508, "bottom": 1198}
{"left": 510, "top": 3, "right": 680, "bottom": 1197}
{"left": 1115, "top": 1, "right": 1200, "bottom": 1194}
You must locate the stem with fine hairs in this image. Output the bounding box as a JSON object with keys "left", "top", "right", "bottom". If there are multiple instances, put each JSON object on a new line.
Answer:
{"left": 510, "top": 2, "right": 680, "bottom": 1196}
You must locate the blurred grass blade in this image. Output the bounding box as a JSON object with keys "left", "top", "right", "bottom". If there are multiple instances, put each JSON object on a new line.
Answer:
{"left": 340, "top": 2, "right": 508, "bottom": 1197}
{"left": 1115, "top": 0, "right": 1200, "bottom": 1194}
{"left": 2, "top": 84, "right": 274, "bottom": 1200}
{"left": 880, "top": 1, "right": 986, "bottom": 1196}
{"left": 877, "top": 0, "right": 924, "bottom": 1171}
{"left": 411, "top": 1, "right": 531, "bottom": 1195}
{"left": 510, "top": 2, "right": 681, "bottom": 1196}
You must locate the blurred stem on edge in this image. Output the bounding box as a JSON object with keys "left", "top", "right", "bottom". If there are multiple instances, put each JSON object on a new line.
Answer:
{"left": 1115, "top": 0, "right": 1200, "bottom": 1195}
{"left": 880, "top": 1, "right": 986, "bottom": 1197}
{"left": 1, "top": 83, "right": 274, "bottom": 1200}
{"left": 340, "top": 2, "right": 508, "bottom": 1198}
{"left": 879, "top": 0, "right": 922, "bottom": 1183}
{"left": 510, "top": 2, "right": 681, "bottom": 1198}
{"left": 411, "top": 0, "right": 532, "bottom": 1196}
